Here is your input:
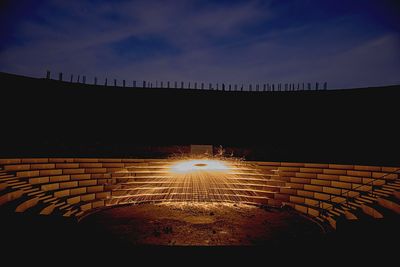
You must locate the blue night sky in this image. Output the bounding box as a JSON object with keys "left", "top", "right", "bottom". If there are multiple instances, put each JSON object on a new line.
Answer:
{"left": 0, "top": 0, "right": 399, "bottom": 89}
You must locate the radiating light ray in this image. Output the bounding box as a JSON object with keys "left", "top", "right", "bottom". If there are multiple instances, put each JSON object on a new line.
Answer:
{"left": 109, "top": 156, "right": 283, "bottom": 205}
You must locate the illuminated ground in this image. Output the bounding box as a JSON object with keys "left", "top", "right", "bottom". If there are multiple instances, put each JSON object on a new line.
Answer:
{"left": 80, "top": 203, "right": 324, "bottom": 246}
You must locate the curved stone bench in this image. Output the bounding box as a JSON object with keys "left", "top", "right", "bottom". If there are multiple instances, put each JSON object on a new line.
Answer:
{"left": 1, "top": 158, "right": 399, "bottom": 229}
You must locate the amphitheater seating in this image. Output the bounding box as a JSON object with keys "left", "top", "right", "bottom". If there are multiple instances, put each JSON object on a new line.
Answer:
{"left": 0, "top": 158, "right": 399, "bottom": 230}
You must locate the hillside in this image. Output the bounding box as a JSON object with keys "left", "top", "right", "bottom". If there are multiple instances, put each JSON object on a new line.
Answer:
{"left": 0, "top": 72, "right": 399, "bottom": 165}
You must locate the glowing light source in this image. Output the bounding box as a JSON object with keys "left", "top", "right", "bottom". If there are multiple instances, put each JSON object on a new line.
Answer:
{"left": 108, "top": 156, "right": 286, "bottom": 205}
{"left": 170, "top": 159, "right": 230, "bottom": 174}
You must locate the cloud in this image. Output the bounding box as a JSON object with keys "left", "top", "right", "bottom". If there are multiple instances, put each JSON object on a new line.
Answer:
{"left": 0, "top": 0, "right": 399, "bottom": 88}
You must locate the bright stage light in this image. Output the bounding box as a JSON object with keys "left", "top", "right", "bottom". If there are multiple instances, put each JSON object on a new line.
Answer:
{"left": 169, "top": 159, "right": 230, "bottom": 174}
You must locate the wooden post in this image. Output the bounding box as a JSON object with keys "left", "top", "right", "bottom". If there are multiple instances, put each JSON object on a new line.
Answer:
{"left": 94, "top": 77, "right": 97, "bottom": 85}
{"left": 46, "top": 70, "right": 51, "bottom": 79}
{"left": 70, "top": 74, "right": 73, "bottom": 82}
{"left": 58, "top": 72, "right": 62, "bottom": 81}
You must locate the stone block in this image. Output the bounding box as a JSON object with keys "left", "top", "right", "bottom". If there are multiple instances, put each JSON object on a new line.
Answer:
{"left": 41, "top": 183, "right": 60, "bottom": 191}
{"left": 372, "top": 172, "right": 398, "bottom": 180}
{"left": 280, "top": 162, "right": 304, "bottom": 167}
{"left": 88, "top": 185, "right": 104, "bottom": 193}
{"left": 304, "top": 163, "right": 329, "bottom": 168}
{"left": 300, "top": 168, "right": 323, "bottom": 173}
{"left": 278, "top": 167, "right": 300, "bottom": 172}
{"left": 322, "top": 186, "right": 341, "bottom": 195}
{"left": 63, "top": 168, "right": 85, "bottom": 175}
{"left": 79, "top": 163, "right": 103, "bottom": 168}
{"left": 80, "top": 203, "right": 92, "bottom": 211}
{"left": 67, "top": 196, "right": 80, "bottom": 204}
{"left": 56, "top": 163, "right": 79, "bottom": 169}
{"left": 31, "top": 164, "right": 56, "bottom": 170}
{"left": 92, "top": 200, "right": 105, "bottom": 208}
{"left": 74, "top": 158, "right": 99, "bottom": 163}
{"left": 40, "top": 169, "right": 62, "bottom": 176}
{"left": 279, "top": 188, "right": 297, "bottom": 195}
{"left": 290, "top": 177, "right": 310, "bottom": 184}
{"left": 304, "top": 184, "right": 323, "bottom": 192}
{"left": 285, "top": 182, "right": 304, "bottom": 189}
{"left": 84, "top": 168, "right": 107, "bottom": 174}
{"left": 339, "top": 176, "right": 362, "bottom": 183}
{"left": 308, "top": 208, "right": 320, "bottom": 217}
{"left": 328, "top": 164, "right": 354, "bottom": 170}
{"left": 317, "top": 173, "right": 339, "bottom": 180}
{"left": 311, "top": 179, "right": 331, "bottom": 186}
{"left": 17, "top": 170, "right": 39, "bottom": 178}
{"left": 314, "top": 192, "right": 330, "bottom": 201}
{"left": 21, "top": 158, "right": 48, "bottom": 163}
{"left": 297, "top": 190, "right": 314, "bottom": 198}
{"left": 29, "top": 177, "right": 49, "bottom": 185}
{"left": 354, "top": 165, "right": 381, "bottom": 171}
{"left": 0, "top": 159, "right": 21, "bottom": 164}
{"left": 60, "top": 181, "right": 78, "bottom": 189}
{"left": 54, "top": 189, "right": 70, "bottom": 198}
{"left": 331, "top": 181, "right": 352, "bottom": 189}
{"left": 49, "top": 175, "right": 70, "bottom": 182}
{"left": 346, "top": 170, "right": 371, "bottom": 177}
{"left": 81, "top": 193, "right": 95, "bottom": 202}
{"left": 295, "top": 172, "right": 317, "bottom": 179}
{"left": 70, "top": 187, "right": 87, "bottom": 195}
{"left": 4, "top": 164, "right": 30, "bottom": 171}
{"left": 48, "top": 158, "right": 74, "bottom": 163}
{"left": 305, "top": 198, "right": 319, "bottom": 206}
{"left": 290, "top": 195, "right": 305, "bottom": 204}
{"left": 71, "top": 174, "right": 91, "bottom": 180}
{"left": 323, "top": 169, "right": 347, "bottom": 175}
{"left": 79, "top": 180, "right": 97, "bottom": 186}
{"left": 95, "top": 191, "right": 110, "bottom": 199}
{"left": 294, "top": 204, "right": 308, "bottom": 213}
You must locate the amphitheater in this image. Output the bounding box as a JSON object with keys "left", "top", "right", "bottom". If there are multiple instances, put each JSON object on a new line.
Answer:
{"left": 1, "top": 157, "right": 399, "bottom": 228}
{"left": 1, "top": 73, "right": 400, "bottom": 262}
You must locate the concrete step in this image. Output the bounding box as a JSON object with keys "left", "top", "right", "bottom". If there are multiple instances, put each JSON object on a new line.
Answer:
{"left": 377, "top": 196, "right": 400, "bottom": 214}
{"left": 361, "top": 203, "right": 383, "bottom": 218}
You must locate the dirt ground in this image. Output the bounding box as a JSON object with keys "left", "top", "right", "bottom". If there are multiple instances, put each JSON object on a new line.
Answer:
{"left": 80, "top": 203, "right": 324, "bottom": 246}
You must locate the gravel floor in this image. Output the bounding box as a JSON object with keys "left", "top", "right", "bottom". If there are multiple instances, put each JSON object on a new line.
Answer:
{"left": 80, "top": 202, "right": 324, "bottom": 246}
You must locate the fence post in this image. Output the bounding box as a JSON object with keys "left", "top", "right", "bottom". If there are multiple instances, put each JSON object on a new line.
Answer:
{"left": 195, "top": 82, "right": 197, "bottom": 89}
{"left": 58, "top": 72, "right": 62, "bottom": 81}
{"left": 94, "top": 77, "right": 97, "bottom": 85}
{"left": 133, "top": 80, "right": 136, "bottom": 87}
{"left": 123, "top": 80, "right": 126, "bottom": 87}
{"left": 201, "top": 83, "right": 204, "bottom": 90}
{"left": 143, "top": 81, "right": 146, "bottom": 88}
{"left": 167, "top": 81, "right": 170, "bottom": 88}
{"left": 181, "top": 81, "right": 184, "bottom": 89}
{"left": 77, "top": 75, "right": 80, "bottom": 83}
{"left": 316, "top": 82, "right": 319, "bottom": 90}
{"left": 83, "top": 76, "right": 86, "bottom": 84}
{"left": 105, "top": 78, "right": 108, "bottom": 86}
{"left": 114, "top": 79, "right": 117, "bottom": 87}
{"left": 70, "top": 74, "right": 73, "bottom": 83}
{"left": 324, "top": 82, "right": 327, "bottom": 90}
{"left": 46, "top": 70, "right": 51, "bottom": 79}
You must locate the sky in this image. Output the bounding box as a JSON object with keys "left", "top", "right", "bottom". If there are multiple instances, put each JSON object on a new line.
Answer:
{"left": 0, "top": 0, "right": 399, "bottom": 89}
